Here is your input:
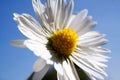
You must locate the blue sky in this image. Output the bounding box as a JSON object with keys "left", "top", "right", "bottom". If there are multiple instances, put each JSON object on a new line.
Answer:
{"left": 0, "top": 0, "right": 120, "bottom": 80}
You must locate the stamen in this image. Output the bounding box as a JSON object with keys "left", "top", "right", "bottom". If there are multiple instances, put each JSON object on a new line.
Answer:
{"left": 48, "top": 28, "right": 78, "bottom": 56}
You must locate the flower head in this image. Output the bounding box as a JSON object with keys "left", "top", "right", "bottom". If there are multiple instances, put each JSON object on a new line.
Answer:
{"left": 12, "top": 0, "right": 110, "bottom": 80}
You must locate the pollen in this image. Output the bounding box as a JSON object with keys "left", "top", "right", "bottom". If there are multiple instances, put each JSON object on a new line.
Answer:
{"left": 48, "top": 28, "right": 78, "bottom": 56}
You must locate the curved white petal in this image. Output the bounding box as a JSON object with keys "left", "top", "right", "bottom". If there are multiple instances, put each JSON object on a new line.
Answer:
{"left": 53, "top": 0, "right": 63, "bottom": 29}
{"left": 69, "top": 60, "right": 79, "bottom": 80}
{"left": 81, "top": 36, "right": 107, "bottom": 46}
{"left": 68, "top": 9, "right": 89, "bottom": 33}
{"left": 55, "top": 58, "right": 79, "bottom": 80}
{"left": 13, "top": 13, "right": 49, "bottom": 42}
{"left": 77, "top": 21, "right": 97, "bottom": 36}
{"left": 10, "top": 40, "right": 26, "bottom": 48}
{"left": 18, "top": 25, "right": 48, "bottom": 44}
{"left": 57, "top": 73, "right": 64, "bottom": 80}
{"left": 54, "top": 62, "right": 64, "bottom": 75}
{"left": 81, "top": 39, "right": 108, "bottom": 47}
{"left": 68, "top": 9, "right": 88, "bottom": 28}
{"left": 13, "top": 13, "right": 42, "bottom": 35}
{"left": 79, "top": 31, "right": 102, "bottom": 44}
{"left": 70, "top": 56, "right": 104, "bottom": 80}
{"left": 86, "top": 73, "right": 97, "bottom": 80}
{"left": 66, "top": 14, "right": 76, "bottom": 28}
{"left": 72, "top": 53, "right": 107, "bottom": 76}
{"left": 80, "top": 31, "right": 102, "bottom": 39}
{"left": 19, "top": 13, "right": 43, "bottom": 34}
{"left": 32, "top": 0, "right": 45, "bottom": 22}
{"left": 62, "top": 0, "right": 74, "bottom": 28}
{"left": 32, "top": 0, "right": 52, "bottom": 32}
{"left": 76, "top": 46, "right": 109, "bottom": 56}
{"left": 75, "top": 16, "right": 96, "bottom": 36}
{"left": 90, "top": 47, "right": 111, "bottom": 54}
{"left": 43, "top": 0, "right": 58, "bottom": 31}
{"left": 24, "top": 40, "right": 51, "bottom": 59}
{"left": 57, "top": 72, "right": 69, "bottom": 80}
{"left": 34, "top": 58, "right": 48, "bottom": 72}
{"left": 78, "top": 31, "right": 108, "bottom": 47}
{"left": 32, "top": 63, "right": 50, "bottom": 80}
{"left": 75, "top": 48, "right": 109, "bottom": 67}
{"left": 80, "top": 33, "right": 105, "bottom": 44}
{"left": 57, "top": 72, "right": 64, "bottom": 80}
{"left": 21, "top": 13, "right": 50, "bottom": 37}
{"left": 45, "top": 0, "right": 55, "bottom": 24}
{"left": 62, "top": 60, "right": 78, "bottom": 80}
{"left": 46, "top": 0, "right": 56, "bottom": 15}
{"left": 79, "top": 47, "right": 110, "bottom": 59}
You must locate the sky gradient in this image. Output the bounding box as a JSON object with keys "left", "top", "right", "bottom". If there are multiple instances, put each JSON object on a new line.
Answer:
{"left": 0, "top": 0, "right": 120, "bottom": 80}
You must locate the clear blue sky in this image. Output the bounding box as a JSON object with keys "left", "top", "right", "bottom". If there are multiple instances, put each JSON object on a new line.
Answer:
{"left": 0, "top": 0, "right": 120, "bottom": 80}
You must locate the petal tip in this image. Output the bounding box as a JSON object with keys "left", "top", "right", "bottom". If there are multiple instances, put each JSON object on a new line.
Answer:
{"left": 83, "top": 9, "right": 88, "bottom": 13}
{"left": 13, "top": 13, "right": 19, "bottom": 17}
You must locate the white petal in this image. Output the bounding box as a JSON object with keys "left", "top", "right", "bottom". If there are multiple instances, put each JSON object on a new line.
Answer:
{"left": 90, "top": 47, "right": 111, "bottom": 53}
{"left": 13, "top": 13, "right": 48, "bottom": 42}
{"left": 70, "top": 56, "right": 104, "bottom": 80}
{"left": 10, "top": 40, "right": 26, "bottom": 48}
{"left": 62, "top": 0, "right": 74, "bottom": 28}
{"left": 32, "top": 0, "right": 52, "bottom": 32}
{"left": 54, "top": 62, "right": 64, "bottom": 75}
{"left": 79, "top": 38, "right": 108, "bottom": 47}
{"left": 18, "top": 25, "right": 38, "bottom": 40}
{"left": 13, "top": 13, "right": 20, "bottom": 20}
{"left": 57, "top": 72, "right": 64, "bottom": 80}
{"left": 80, "top": 31, "right": 102, "bottom": 39}
{"left": 55, "top": 58, "right": 79, "bottom": 80}
{"left": 89, "top": 39, "right": 108, "bottom": 46}
{"left": 33, "top": 58, "right": 47, "bottom": 72}
{"left": 46, "top": 59, "right": 54, "bottom": 64}
{"left": 95, "top": 53, "right": 110, "bottom": 58}
{"left": 62, "top": 60, "right": 77, "bottom": 80}
{"left": 77, "top": 21, "right": 97, "bottom": 35}
{"left": 44, "top": 1, "right": 56, "bottom": 28}
{"left": 46, "top": 0, "right": 56, "bottom": 15}
{"left": 72, "top": 53, "right": 107, "bottom": 76}
{"left": 20, "top": 13, "right": 43, "bottom": 34}
{"left": 74, "top": 49, "right": 108, "bottom": 67}
{"left": 24, "top": 40, "right": 51, "bottom": 59}
{"left": 32, "top": 63, "right": 50, "bottom": 80}
{"left": 32, "top": 0, "right": 45, "bottom": 22}
{"left": 90, "top": 55, "right": 109, "bottom": 62}
{"left": 81, "top": 47, "right": 110, "bottom": 60}
{"left": 55, "top": 60, "right": 69, "bottom": 80}
{"left": 66, "top": 14, "right": 76, "bottom": 28}
{"left": 66, "top": 59, "right": 79, "bottom": 80}
{"left": 80, "top": 34, "right": 105, "bottom": 44}
{"left": 69, "top": 14, "right": 96, "bottom": 36}
{"left": 68, "top": 9, "right": 88, "bottom": 29}
{"left": 87, "top": 73, "right": 97, "bottom": 80}
{"left": 17, "top": 25, "right": 47, "bottom": 44}
{"left": 14, "top": 13, "right": 42, "bottom": 34}
{"left": 57, "top": 72, "right": 69, "bottom": 80}
{"left": 76, "top": 47, "right": 109, "bottom": 59}
{"left": 22, "top": 13, "right": 50, "bottom": 36}
{"left": 54, "top": 0, "right": 66, "bottom": 29}
{"left": 78, "top": 31, "right": 109, "bottom": 47}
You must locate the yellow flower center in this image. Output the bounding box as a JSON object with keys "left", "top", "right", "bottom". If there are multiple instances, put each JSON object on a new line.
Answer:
{"left": 48, "top": 28, "right": 78, "bottom": 56}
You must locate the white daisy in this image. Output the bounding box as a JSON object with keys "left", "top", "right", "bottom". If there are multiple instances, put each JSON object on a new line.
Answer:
{"left": 11, "top": 0, "right": 110, "bottom": 80}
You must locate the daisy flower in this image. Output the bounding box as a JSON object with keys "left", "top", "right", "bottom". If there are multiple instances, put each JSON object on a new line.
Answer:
{"left": 11, "top": 0, "right": 110, "bottom": 80}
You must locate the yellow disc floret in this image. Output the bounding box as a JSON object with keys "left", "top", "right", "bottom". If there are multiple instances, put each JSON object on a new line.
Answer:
{"left": 49, "top": 28, "right": 78, "bottom": 56}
